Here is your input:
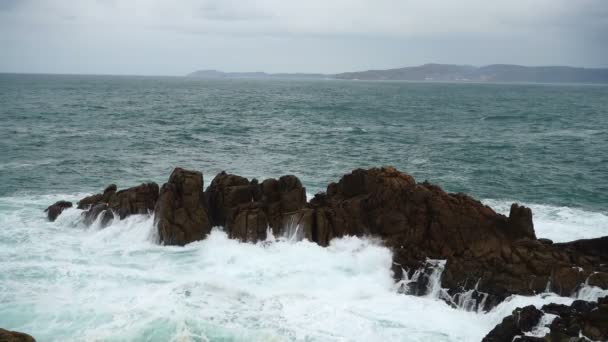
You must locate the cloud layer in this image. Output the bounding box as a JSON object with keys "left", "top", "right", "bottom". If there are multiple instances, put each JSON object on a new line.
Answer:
{"left": 1, "top": 0, "right": 606, "bottom": 74}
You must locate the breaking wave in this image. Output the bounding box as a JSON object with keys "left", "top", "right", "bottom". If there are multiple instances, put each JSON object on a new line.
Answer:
{"left": 0, "top": 194, "right": 606, "bottom": 341}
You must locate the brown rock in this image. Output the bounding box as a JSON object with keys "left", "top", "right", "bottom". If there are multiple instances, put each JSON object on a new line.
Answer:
{"left": 507, "top": 203, "right": 536, "bottom": 240}
{"left": 302, "top": 167, "right": 608, "bottom": 307}
{"left": 155, "top": 168, "right": 211, "bottom": 246}
{"left": 205, "top": 171, "right": 306, "bottom": 241}
{"left": 76, "top": 182, "right": 158, "bottom": 228}
{"left": 44, "top": 200, "right": 72, "bottom": 221}
{"left": 55, "top": 165, "right": 608, "bottom": 311}
{"left": 0, "top": 329, "right": 36, "bottom": 342}
{"left": 486, "top": 296, "right": 608, "bottom": 341}
{"left": 482, "top": 305, "right": 543, "bottom": 342}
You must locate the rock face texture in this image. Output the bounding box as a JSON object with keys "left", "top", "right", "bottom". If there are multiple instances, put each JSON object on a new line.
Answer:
{"left": 77, "top": 182, "right": 159, "bottom": 227}
{"left": 154, "top": 168, "right": 211, "bottom": 246}
{"left": 44, "top": 200, "right": 72, "bottom": 221}
{"left": 205, "top": 171, "right": 307, "bottom": 242}
{"left": 483, "top": 296, "right": 608, "bottom": 341}
{"left": 0, "top": 329, "right": 36, "bottom": 342}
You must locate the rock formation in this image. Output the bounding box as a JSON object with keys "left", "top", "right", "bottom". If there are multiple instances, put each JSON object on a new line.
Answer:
{"left": 77, "top": 182, "right": 158, "bottom": 227}
{"left": 0, "top": 329, "right": 36, "bottom": 342}
{"left": 154, "top": 168, "right": 211, "bottom": 246}
{"left": 44, "top": 200, "right": 72, "bottom": 221}
{"left": 483, "top": 296, "right": 608, "bottom": 341}
{"left": 293, "top": 167, "right": 607, "bottom": 309}
{"left": 205, "top": 171, "right": 307, "bottom": 242}
{"left": 46, "top": 166, "right": 608, "bottom": 311}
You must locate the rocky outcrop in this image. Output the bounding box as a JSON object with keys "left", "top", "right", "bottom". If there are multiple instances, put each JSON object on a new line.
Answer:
{"left": 45, "top": 166, "right": 608, "bottom": 310}
{"left": 482, "top": 305, "right": 543, "bottom": 342}
{"left": 77, "top": 182, "right": 159, "bottom": 227}
{"left": 302, "top": 167, "right": 608, "bottom": 309}
{"left": 0, "top": 329, "right": 36, "bottom": 342}
{"left": 44, "top": 200, "right": 72, "bottom": 221}
{"left": 483, "top": 296, "right": 608, "bottom": 341}
{"left": 155, "top": 168, "right": 211, "bottom": 246}
{"left": 205, "top": 171, "right": 307, "bottom": 242}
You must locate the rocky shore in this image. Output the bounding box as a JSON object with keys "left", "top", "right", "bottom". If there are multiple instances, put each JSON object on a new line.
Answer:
{"left": 483, "top": 296, "right": 608, "bottom": 341}
{"left": 44, "top": 166, "right": 608, "bottom": 341}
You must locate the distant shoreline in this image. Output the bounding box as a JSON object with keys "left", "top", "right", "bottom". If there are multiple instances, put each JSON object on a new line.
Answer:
{"left": 3, "top": 66, "right": 608, "bottom": 85}
{"left": 188, "top": 63, "right": 608, "bottom": 84}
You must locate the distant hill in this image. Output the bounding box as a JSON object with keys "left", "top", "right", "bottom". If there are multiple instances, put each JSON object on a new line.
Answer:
{"left": 187, "top": 64, "right": 608, "bottom": 84}
{"left": 333, "top": 64, "right": 608, "bottom": 83}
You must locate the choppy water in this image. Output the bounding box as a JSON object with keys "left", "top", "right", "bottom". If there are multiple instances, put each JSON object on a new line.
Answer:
{"left": 1, "top": 74, "right": 607, "bottom": 341}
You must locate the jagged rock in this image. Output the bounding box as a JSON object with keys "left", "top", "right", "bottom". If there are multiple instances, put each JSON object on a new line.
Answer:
{"left": 0, "top": 329, "right": 36, "bottom": 342}
{"left": 77, "top": 184, "right": 116, "bottom": 209}
{"left": 205, "top": 171, "right": 306, "bottom": 241}
{"left": 303, "top": 167, "right": 608, "bottom": 309}
{"left": 155, "top": 168, "right": 211, "bottom": 246}
{"left": 44, "top": 200, "right": 72, "bottom": 221}
{"left": 482, "top": 305, "right": 543, "bottom": 341}
{"left": 76, "top": 183, "right": 158, "bottom": 227}
{"left": 484, "top": 296, "right": 608, "bottom": 341}
{"left": 46, "top": 166, "right": 608, "bottom": 310}
{"left": 507, "top": 203, "right": 536, "bottom": 240}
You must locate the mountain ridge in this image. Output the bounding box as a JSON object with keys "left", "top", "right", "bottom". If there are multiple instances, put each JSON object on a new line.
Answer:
{"left": 188, "top": 63, "right": 608, "bottom": 83}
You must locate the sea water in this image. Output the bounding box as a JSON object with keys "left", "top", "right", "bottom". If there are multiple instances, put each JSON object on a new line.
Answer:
{"left": 1, "top": 74, "right": 607, "bottom": 341}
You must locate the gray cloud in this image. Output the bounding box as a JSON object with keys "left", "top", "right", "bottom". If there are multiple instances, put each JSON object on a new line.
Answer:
{"left": 0, "top": 0, "right": 606, "bottom": 75}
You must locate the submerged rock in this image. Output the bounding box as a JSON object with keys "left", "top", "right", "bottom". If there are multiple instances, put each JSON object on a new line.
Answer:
{"left": 155, "top": 168, "right": 211, "bottom": 246}
{"left": 44, "top": 200, "right": 72, "bottom": 221}
{"left": 0, "top": 328, "right": 36, "bottom": 342}
{"left": 484, "top": 296, "right": 608, "bottom": 341}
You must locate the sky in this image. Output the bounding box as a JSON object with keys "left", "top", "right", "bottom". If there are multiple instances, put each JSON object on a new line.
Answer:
{"left": 0, "top": 0, "right": 607, "bottom": 75}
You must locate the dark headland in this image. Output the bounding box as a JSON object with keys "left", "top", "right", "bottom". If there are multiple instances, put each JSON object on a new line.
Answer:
{"left": 188, "top": 63, "right": 608, "bottom": 84}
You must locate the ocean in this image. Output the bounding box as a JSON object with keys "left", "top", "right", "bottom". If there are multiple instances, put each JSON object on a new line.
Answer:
{"left": 1, "top": 74, "right": 607, "bottom": 341}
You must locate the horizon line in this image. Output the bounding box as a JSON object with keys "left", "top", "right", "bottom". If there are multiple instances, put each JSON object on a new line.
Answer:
{"left": 2, "top": 62, "right": 608, "bottom": 78}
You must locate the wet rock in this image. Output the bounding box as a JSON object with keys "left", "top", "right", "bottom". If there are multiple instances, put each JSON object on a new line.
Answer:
{"left": 77, "top": 184, "right": 116, "bottom": 210}
{"left": 77, "top": 182, "right": 159, "bottom": 228}
{"left": 55, "top": 165, "right": 608, "bottom": 309}
{"left": 0, "top": 329, "right": 36, "bottom": 342}
{"left": 484, "top": 296, "right": 608, "bottom": 341}
{"left": 205, "top": 171, "right": 306, "bottom": 241}
{"left": 82, "top": 203, "right": 114, "bottom": 226}
{"left": 155, "top": 168, "right": 211, "bottom": 246}
{"left": 44, "top": 200, "right": 72, "bottom": 221}
{"left": 507, "top": 203, "right": 536, "bottom": 240}
{"left": 303, "top": 167, "right": 608, "bottom": 308}
{"left": 482, "top": 305, "right": 542, "bottom": 342}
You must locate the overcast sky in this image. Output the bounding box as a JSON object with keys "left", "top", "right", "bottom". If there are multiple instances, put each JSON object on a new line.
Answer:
{"left": 1, "top": 0, "right": 607, "bottom": 75}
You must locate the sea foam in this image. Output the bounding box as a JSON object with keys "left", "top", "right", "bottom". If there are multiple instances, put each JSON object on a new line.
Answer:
{"left": 0, "top": 194, "right": 606, "bottom": 341}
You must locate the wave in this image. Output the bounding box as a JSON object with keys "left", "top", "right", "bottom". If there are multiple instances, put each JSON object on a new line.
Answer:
{"left": 0, "top": 194, "right": 607, "bottom": 341}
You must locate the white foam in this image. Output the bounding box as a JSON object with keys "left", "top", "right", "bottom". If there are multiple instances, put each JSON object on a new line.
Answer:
{"left": 0, "top": 194, "right": 607, "bottom": 341}
{"left": 483, "top": 199, "right": 608, "bottom": 242}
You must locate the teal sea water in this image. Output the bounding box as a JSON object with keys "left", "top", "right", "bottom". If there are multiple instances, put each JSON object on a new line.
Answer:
{"left": 1, "top": 74, "right": 607, "bottom": 341}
